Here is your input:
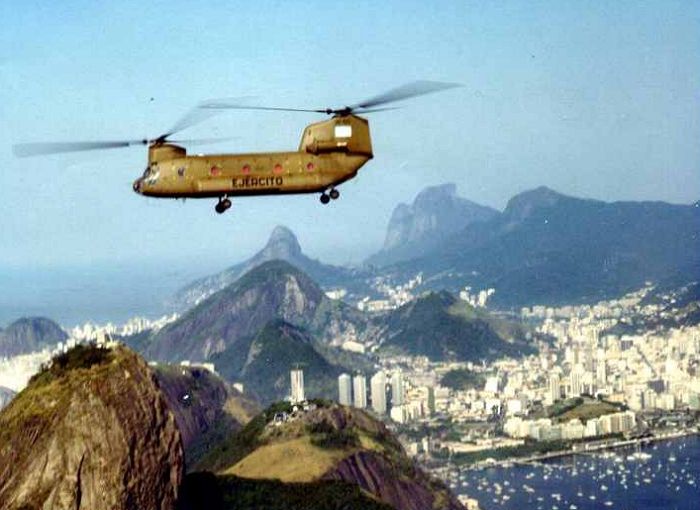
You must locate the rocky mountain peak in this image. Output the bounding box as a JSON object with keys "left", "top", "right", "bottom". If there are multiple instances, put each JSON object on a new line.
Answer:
{"left": 412, "top": 182, "right": 458, "bottom": 209}
{"left": 261, "top": 225, "right": 302, "bottom": 260}
{"left": 368, "top": 182, "right": 498, "bottom": 266}
{"left": 503, "top": 186, "right": 567, "bottom": 221}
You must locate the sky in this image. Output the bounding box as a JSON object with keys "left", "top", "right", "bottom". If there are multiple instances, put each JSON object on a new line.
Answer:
{"left": 1, "top": 0, "right": 699, "bottom": 276}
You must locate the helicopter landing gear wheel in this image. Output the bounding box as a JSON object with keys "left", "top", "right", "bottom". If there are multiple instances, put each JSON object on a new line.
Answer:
{"left": 215, "top": 197, "right": 232, "bottom": 214}
{"left": 320, "top": 193, "right": 330, "bottom": 204}
{"left": 329, "top": 188, "right": 340, "bottom": 200}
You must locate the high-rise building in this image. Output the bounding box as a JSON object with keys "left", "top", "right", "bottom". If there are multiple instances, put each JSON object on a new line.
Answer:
{"left": 338, "top": 373, "right": 352, "bottom": 406}
{"left": 353, "top": 374, "right": 367, "bottom": 408}
{"left": 484, "top": 376, "right": 499, "bottom": 393}
{"left": 290, "top": 368, "right": 305, "bottom": 403}
{"left": 596, "top": 359, "right": 607, "bottom": 386}
{"left": 391, "top": 371, "right": 404, "bottom": 407}
{"left": 371, "top": 372, "right": 387, "bottom": 414}
{"left": 547, "top": 375, "right": 561, "bottom": 404}
{"left": 570, "top": 364, "right": 585, "bottom": 397}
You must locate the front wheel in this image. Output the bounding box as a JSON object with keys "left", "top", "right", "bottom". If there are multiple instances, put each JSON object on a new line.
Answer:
{"left": 320, "top": 193, "right": 330, "bottom": 204}
{"left": 329, "top": 189, "right": 340, "bottom": 200}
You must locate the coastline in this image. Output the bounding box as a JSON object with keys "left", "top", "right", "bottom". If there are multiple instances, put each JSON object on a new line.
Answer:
{"left": 427, "top": 428, "right": 699, "bottom": 477}
{"left": 465, "top": 428, "right": 699, "bottom": 470}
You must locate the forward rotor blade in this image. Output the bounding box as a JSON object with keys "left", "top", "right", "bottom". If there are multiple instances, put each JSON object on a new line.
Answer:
{"left": 12, "top": 140, "right": 145, "bottom": 158}
{"left": 163, "top": 107, "right": 221, "bottom": 139}
{"left": 350, "top": 80, "right": 461, "bottom": 110}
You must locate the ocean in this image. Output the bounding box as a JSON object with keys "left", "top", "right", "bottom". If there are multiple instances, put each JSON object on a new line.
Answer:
{"left": 0, "top": 261, "right": 219, "bottom": 328}
{"left": 455, "top": 435, "right": 700, "bottom": 510}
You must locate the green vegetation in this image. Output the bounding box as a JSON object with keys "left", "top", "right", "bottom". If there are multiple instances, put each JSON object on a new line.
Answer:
{"left": 379, "top": 291, "right": 534, "bottom": 361}
{"left": 556, "top": 399, "right": 623, "bottom": 423}
{"left": 29, "top": 345, "right": 112, "bottom": 387}
{"left": 194, "top": 401, "right": 294, "bottom": 472}
{"left": 309, "top": 420, "right": 360, "bottom": 449}
{"left": 239, "top": 320, "right": 342, "bottom": 404}
{"left": 437, "top": 434, "right": 624, "bottom": 466}
{"left": 438, "top": 439, "right": 570, "bottom": 465}
{"left": 536, "top": 396, "right": 625, "bottom": 423}
{"left": 440, "top": 368, "right": 486, "bottom": 391}
{"left": 177, "top": 472, "right": 392, "bottom": 510}
{"left": 547, "top": 397, "right": 585, "bottom": 418}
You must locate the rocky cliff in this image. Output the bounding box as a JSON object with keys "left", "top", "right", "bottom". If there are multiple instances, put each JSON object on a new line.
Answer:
{"left": 367, "top": 183, "right": 498, "bottom": 267}
{"left": 154, "top": 364, "right": 259, "bottom": 469}
{"left": 0, "top": 345, "right": 183, "bottom": 510}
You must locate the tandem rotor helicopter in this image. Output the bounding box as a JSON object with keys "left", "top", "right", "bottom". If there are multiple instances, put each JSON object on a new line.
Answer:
{"left": 13, "top": 81, "right": 460, "bottom": 214}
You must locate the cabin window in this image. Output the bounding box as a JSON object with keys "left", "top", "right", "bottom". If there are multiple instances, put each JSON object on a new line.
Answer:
{"left": 334, "top": 125, "right": 352, "bottom": 138}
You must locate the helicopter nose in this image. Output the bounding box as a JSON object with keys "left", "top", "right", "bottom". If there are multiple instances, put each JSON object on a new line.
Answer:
{"left": 133, "top": 178, "right": 142, "bottom": 194}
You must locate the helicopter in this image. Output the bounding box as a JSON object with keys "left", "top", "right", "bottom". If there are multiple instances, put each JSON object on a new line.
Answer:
{"left": 13, "top": 81, "right": 460, "bottom": 214}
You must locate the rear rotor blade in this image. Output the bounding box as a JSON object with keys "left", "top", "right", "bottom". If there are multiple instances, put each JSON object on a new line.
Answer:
{"left": 168, "top": 136, "right": 238, "bottom": 146}
{"left": 351, "top": 106, "right": 401, "bottom": 114}
{"left": 199, "top": 102, "right": 327, "bottom": 114}
{"left": 12, "top": 140, "right": 145, "bottom": 158}
{"left": 350, "top": 80, "right": 461, "bottom": 110}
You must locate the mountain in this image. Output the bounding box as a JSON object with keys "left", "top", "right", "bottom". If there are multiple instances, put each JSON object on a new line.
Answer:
{"left": 393, "top": 187, "right": 700, "bottom": 307}
{"left": 190, "top": 401, "right": 465, "bottom": 510}
{"left": 1, "top": 345, "right": 466, "bottom": 510}
{"left": 154, "top": 364, "right": 260, "bottom": 469}
{"left": 210, "top": 320, "right": 344, "bottom": 406}
{"left": 607, "top": 281, "right": 700, "bottom": 335}
{"left": 0, "top": 345, "right": 183, "bottom": 510}
{"left": 372, "top": 290, "right": 534, "bottom": 361}
{"left": 145, "top": 260, "right": 367, "bottom": 363}
{"left": 0, "top": 386, "right": 14, "bottom": 411}
{"left": 0, "top": 317, "right": 68, "bottom": 357}
{"left": 367, "top": 183, "right": 499, "bottom": 267}
{"left": 172, "top": 226, "right": 359, "bottom": 310}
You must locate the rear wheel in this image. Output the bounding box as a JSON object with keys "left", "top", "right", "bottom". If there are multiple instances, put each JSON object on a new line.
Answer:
{"left": 320, "top": 193, "right": 330, "bottom": 204}
{"left": 329, "top": 189, "right": 340, "bottom": 200}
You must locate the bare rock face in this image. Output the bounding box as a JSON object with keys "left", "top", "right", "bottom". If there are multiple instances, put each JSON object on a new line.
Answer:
{"left": 368, "top": 183, "right": 499, "bottom": 267}
{"left": 325, "top": 450, "right": 463, "bottom": 510}
{"left": 313, "top": 407, "right": 464, "bottom": 510}
{"left": 154, "top": 364, "right": 259, "bottom": 469}
{"left": 0, "top": 345, "right": 183, "bottom": 510}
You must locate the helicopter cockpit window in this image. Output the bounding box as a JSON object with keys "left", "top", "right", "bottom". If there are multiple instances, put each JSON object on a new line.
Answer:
{"left": 143, "top": 165, "right": 159, "bottom": 184}
{"left": 334, "top": 125, "right": 352, "bottom": 138}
